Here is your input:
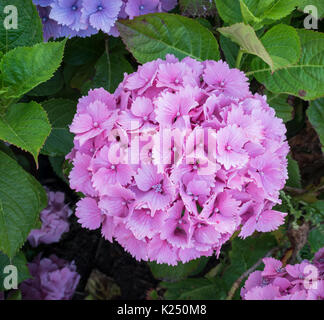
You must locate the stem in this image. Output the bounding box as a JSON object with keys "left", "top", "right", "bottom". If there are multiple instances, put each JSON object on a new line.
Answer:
{"left": 104, "top": 37, "right": 111, "bottom": 92}
{"left": 235, "top": 49, "right": 244, "bottom": 69}
{"left": 226, "top": 247, "right": 279, "bottom": 300}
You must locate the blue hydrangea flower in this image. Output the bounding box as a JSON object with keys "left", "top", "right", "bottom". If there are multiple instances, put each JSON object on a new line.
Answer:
{"left": 81, "top": 0, "right": 123, "bottom": 34}
{"left": 50, "top": 0, "right": 86, "bottom": 31}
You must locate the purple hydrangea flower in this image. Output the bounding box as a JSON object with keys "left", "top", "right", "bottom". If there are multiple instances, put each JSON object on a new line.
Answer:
{"left": 159, "top": 0, "right": 177, "bottom": 11}
{"left": 37, "top": 6, "right": 61, "bottom": 41}
{"left": 81, "top": 0, "right": 123, "bottom": 33}
{"left": 50, "top": 0, "right": 86, "bottom": 31}
{"left": 125, "top": 0, "right": 160, "bottom": 19}
{"left": 27, "top": 190, "right": 71, "bottom": 247}
{"left": 0, "top": 292, "right": 4, "bottom": 300}
{"left": 33, "top": 0, "right": 54, "bottom": 6}
{"left": 35, "top": 0, "right": 178, "bottom": 40}
{"left": 60, "top": 24, "right": 97, "bottom": 38}
{"left": 20, "top": 255, "right": 80, "bottom": 300}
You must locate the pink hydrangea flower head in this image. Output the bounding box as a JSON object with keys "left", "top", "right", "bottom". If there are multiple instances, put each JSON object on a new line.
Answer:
{"left": 241, "top": 248, "right": 324, "bottom": 300}
{"left": 28, "top": 189, "right": 71, "bottom": 247}
{"left": 68, "top": 55, "right": 289, "bottom": 265}
{"left": 20, "top": 255, "right": 80, "bottom": 300}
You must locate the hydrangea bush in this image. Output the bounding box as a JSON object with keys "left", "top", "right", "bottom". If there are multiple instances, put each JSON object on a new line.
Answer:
{"left": 34, "top": 0, "right": 177, "bottom": 40}
{"left": 1, "top": 0, "right": 324, "bottom": 301}
{"left": 68, "top": 55, "right": 289, "bottom": 265}
{"left": 241, "top": 247, "right": 324, "bottom": 300}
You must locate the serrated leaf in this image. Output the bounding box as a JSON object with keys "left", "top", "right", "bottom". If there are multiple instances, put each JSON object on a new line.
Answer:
{"left": 215, "top": 0, "right": 243, "bottom": 25}
{"left": 0, "top": 102, "right": 51, "bottom": 165}
{"left": 0, "top": 251, "right": 30, "bottom": 290}
{"left": 180, "top": 0, "right": 217, "bottom": 17}
{"left": 41, "top": 99, "right": 76, "bottom": 157}
{"left": 286, "top": 154, "right": 302, "bottom": 188}
{"left": 0, "top": 39, "right": 66, "bottom": 99}
{"left": 0, "top": 0, "right": 43, "bottom": 52}
{"left": 117, "top": 13, "right": 220, "bottom": 63}
{"left": 0, "top": 151, "right": 46, "bottom": 257}
{"left": 149, "top": 257, "right": 208, "bottom": 282}
{"left": 218, "top": 23, "right": 274, "bottom": 71}
{"left": 267, "top": 92, "right": 293, "bottom": 122}
{"left": 250, "top": 29, "right": 324, "bottom": 101}
{"left": 307, "top": 98, "right": 324, "bottom": 152}
{"left": 216, "top": 0, "right": 300, "bottom": 29}
{"left": 263, "top": 0, "right": 302, "bottom": 21}
{"left": 253, "top": 24, "right": 301, "bottom": 70}
{"left": 239, "top": 0, "right": 263, "bottom": 30}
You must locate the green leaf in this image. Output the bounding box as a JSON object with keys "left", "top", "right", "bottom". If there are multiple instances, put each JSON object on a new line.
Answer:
{"left": 179, "top": 0, "right": 217, "bottom": 17}
{"left": 218, "top": 23, "right": 274, "bottom": 71}
{"left": 0, "top": 102, "right": 51, "bottom": 165}
{"left": 161, "top": 278, "right": 220, "bottom": 300}
{"left": 215, "top": 0, "right": 243, "bottom": 25}
{"left": 286, "top": 154, "right": 302, "bottom": 188}
{"left": 0, "top": 151, "right": 46, "bottom": 257}
{"left": 267, "top": 92, "right": 293, "bottom": 122}
{"left": 308, "top": 227, "right": 324, "bottom": 254}
{"left": 27, "top": 70, "right": 64, "bottom": 97}
{"left": 0, "top": 39, "right": 66, "bottom": 99}
{"left": 0, "top": 251, "right": 30, "bottom": 290}
{"left": 219, "top": 35, "right": 240, "bottom": 68}
{"left": 239, "top": 0, "right": 263, "bottom": 30}
{"left": 252, "top": 24, "right": 301, "bottom": 70}
{"left": 117, "top": 13, "right": 220, "bottom": 63}
{"left": 250, "top": 29, "right": 324, "bottom": 101}
{"left": 64, "top": 33, "right": 105, "bottom": 66}
{"left": 298, "top": 0, "right": 324, "bottom": 18}
{"left": 149, "top": 257, "right": 208, "bottom": 282}
{"left": 263, "top": 0, "right": 302, "bottom": 21}
{"left": 0, "top": 0, "right": 43, "bottom": 53}
{"left": 41, "top": 99, "right": 76, "bottom": 157}
{"left": 82, "top": 47, "right": 133, "bottom": 95}
{"left": 307, "top": 98, "right": 324, "bottom": 152}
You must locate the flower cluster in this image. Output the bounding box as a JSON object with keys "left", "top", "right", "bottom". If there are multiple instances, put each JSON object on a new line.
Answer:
{"left": 34, "top": 0, "right": 177, "bottom": 41}
{"left": 241, "top": 248, "right": 324, "bottom": 300}
{"left": 68, "top": 55, "right": 289, "bottom": 265}
{"left": 20, "top": 255, "right": 80, "bottom": 300}
{"left": 28, "top": 189, "right": 71, "bottom": 247}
